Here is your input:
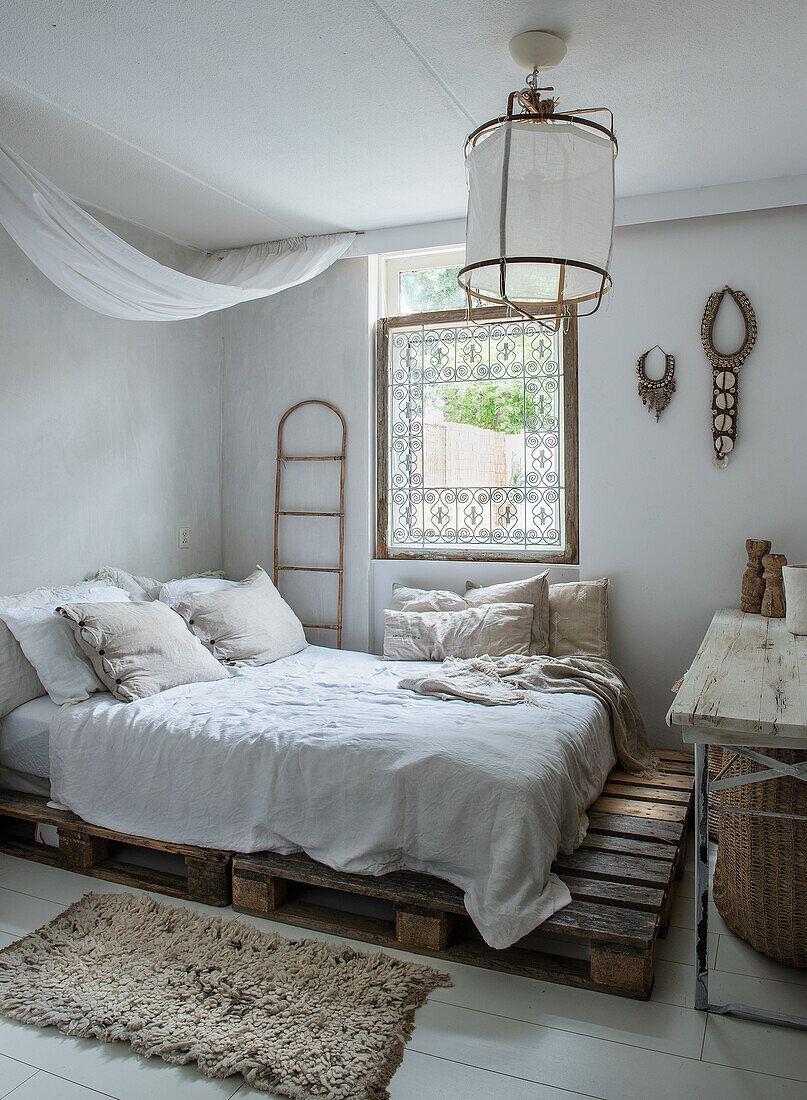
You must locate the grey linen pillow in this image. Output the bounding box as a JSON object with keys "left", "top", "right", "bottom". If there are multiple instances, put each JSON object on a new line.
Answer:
{"left": 175, "top": 566, "right": 306, "bottom": 666}
{"left": 58, "top": 600, "right": 229, "bottom": 702}
{"left": 383, "top": 603, "right": 533, "bottom": 661}
{"left": 464, "top": 571, "right": 550, "bottom": 655}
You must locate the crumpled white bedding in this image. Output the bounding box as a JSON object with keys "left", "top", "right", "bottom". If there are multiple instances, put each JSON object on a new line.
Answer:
{"left": 50, "top": 645, "right": 616, "bottom": 949}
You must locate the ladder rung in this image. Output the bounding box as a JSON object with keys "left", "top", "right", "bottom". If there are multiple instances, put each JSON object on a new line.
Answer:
{"left": 302, "top": 623, "right": 339, "bottom": 630}
{"left": 278, "top": 511, "right": 344, "bottom": 517}
{"left": 276, "top": 566, "right": 341, "bottom": 573}
{"left": 281, "top": 455, "right": 343, "bottom": 462}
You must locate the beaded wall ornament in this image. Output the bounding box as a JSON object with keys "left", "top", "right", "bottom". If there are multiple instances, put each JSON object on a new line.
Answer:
{"left": 636, "top": 346, "right": 676, "bottom": 421}
{"left": 700, "top": 286, "right": 757, "bottom": 467}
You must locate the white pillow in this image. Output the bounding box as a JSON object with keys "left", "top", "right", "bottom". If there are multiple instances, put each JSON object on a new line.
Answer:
{"left": 156, "top": 577, "right": 236, "bottom": 607}
{"left": 0, "top": 585, "right": 132, "bottom": 705}
{"left": 89, "top": 567, "right": 160, "bottom": 601}
{"left": 0, "top": 578, "right": 122, "bottom": 718}
{"left": 390, "top": 583, "right": 468, "bottom": 613}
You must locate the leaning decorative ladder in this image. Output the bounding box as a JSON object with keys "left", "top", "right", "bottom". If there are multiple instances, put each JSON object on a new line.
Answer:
{"left": 273, "top": 400, "right": 346, "bottom": 648}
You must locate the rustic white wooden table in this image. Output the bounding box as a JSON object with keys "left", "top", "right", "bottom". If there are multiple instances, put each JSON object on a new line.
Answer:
{"left": 669, "top": 607, "right": 807, "bottom": 1029}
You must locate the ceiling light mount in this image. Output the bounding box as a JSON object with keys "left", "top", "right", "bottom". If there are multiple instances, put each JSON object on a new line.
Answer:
{"left": 458, "top": 30, "right": 617, "bottom": 330}
{"left": 508, "top": 30, "right": 567, "bottom": 76}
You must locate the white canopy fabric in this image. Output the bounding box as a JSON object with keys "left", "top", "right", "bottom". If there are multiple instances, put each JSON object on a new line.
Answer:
{"left": 0, "top": 140, "right": 355, "bottom": 321}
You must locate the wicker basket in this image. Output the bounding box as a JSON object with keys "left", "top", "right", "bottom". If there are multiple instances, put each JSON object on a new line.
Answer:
{"left": 713, "top": 747, "right": 807, "bottom": 967}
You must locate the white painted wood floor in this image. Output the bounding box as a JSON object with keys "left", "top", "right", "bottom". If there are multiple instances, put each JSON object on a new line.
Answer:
{"left": 0, "top": 838, "right": 805, "bottom": 1100}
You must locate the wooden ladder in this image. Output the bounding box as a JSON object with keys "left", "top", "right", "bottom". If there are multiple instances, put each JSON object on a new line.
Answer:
{"left": 273, "top": 400, "right": 346, "bottom": 648}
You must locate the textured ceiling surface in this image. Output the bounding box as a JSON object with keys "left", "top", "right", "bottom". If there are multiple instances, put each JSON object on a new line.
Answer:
{"left": 1, "top": 0, "right": 804, "bottom": 248}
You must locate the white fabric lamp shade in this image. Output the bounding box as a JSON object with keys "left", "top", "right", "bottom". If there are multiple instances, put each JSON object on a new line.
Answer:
{"left": 463, "top": 121, "right": 615, "bottom": 311}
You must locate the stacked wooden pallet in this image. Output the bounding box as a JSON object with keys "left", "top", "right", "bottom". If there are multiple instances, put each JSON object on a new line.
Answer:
{"left": 0, "top": 750, "right": 694, "bottom": 999}
{"left": 231, "top": 750, "right": 695, "bottom": 999}
{"left": 0, "top": 789, "right": 232, "bottom": 906}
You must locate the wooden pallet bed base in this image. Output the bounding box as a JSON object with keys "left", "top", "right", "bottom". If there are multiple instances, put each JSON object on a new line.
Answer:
{"left": 0, "top": 790, "right": 233, "bottom": 907}
{"left": 232, "top": 751, "right": 695, "bottom": 1000}
{"left": 0, "top": 751, "right": 694, "bottom": 999}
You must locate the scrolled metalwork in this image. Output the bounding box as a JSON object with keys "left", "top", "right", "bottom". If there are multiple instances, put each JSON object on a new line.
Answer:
{"left": 387, "top": 319, "right": 565, "bottom": 552}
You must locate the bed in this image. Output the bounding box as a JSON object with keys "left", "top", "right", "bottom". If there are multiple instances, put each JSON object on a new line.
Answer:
{"left": 41, "top": 644, "right": 614, "bottom": 950}
{"left": 0, "top": 639, "right": 695, "bottom": 997}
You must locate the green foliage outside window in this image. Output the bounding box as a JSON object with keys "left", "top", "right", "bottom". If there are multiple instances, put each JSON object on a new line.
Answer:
{"left": 440, "top": 383, "right": 532, "bottom": 434}
{"left": 401, "top": 265, "right": 546, "bottom": 447}
{"left": 398, "top": 265, "right": 465, "bottom": 313}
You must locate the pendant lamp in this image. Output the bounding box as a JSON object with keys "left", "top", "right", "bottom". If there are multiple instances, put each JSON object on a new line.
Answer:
{"left": 458, "top": 31, "right": 617, "bottom": 329}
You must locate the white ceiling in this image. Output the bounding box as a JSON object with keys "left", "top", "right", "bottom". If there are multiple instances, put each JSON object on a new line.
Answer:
{"left": 1, "top": 0, "right": 805, "bottom": 249}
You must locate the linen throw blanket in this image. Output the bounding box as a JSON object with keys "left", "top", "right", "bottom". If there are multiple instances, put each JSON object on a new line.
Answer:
{"left": 399, "top": 654, "right": 658, "bottom": 775}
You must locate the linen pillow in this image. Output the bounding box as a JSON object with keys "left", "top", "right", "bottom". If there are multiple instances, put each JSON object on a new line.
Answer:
{"left": 174, "top": 566, "right": 306, "bottom": 666}
{"left": 383, "top": 603, "right": 533, "bottom": 661}
{"left": 0, "top": 585, "right": 132, "bottom": 706}
{"left": 57, "top": 601, "right": 229, "bottom": 702}
{"left": 0, "top": 578, "right": 122, "bottom": 719}
{"left": 156, "top": 577, "right": 236, "bottom": 607}
{"left": 548, "top": 579, "right": 610, "bottom": 658}
{"left": 464, "top": 572, "right": 550, "bottom": 655}
{"left": 390, "top": 584, "right": 468, "bottom": 613}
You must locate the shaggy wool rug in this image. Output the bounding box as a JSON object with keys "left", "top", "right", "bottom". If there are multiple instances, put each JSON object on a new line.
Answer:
{"left": 0, "top": 892, "right": 450, "bottom": 1099}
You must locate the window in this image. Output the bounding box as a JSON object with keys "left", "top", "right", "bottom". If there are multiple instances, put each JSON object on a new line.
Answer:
{"left": 376, "top": 250, "right": 578, "bottom": 563}
{"left": 382, "top": 246, "right": 466, "bottom": 315}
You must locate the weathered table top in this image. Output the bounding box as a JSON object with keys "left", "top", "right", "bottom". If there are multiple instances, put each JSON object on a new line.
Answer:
{"left": 669, "top": 608, "right": 807, "bottom": 747}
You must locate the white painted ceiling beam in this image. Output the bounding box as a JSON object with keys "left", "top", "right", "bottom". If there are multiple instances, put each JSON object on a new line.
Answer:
{"left": 348, "top": 174, "right": 807, "bottom": 257}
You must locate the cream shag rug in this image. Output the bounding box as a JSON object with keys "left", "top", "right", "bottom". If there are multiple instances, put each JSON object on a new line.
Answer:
{"left": 0, "top": 892, "right": 450, "bottom": 1100}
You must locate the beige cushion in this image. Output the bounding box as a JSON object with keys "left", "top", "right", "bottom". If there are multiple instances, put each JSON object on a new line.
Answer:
{"left": 58, "top": 601, "right": 229, "bottom": 702}
{"left": 175, "top": 566, "right": 306, "bottom": 666}
{"left": 0, "top": 578, "right": 124, "bottom": 719}
{"left": 548, "top": 579, "right": 609, "bottom": 658}
{"left": 464, "top": 572, "right": 550, "bottom": 655}
{"left": 383, "top": 603, "right": 533, "bottom": 661}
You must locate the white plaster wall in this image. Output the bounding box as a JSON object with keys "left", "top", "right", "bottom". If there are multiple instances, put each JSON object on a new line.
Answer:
{"left": 221, "top": 258, "right": 373, "bottom": 651}
{"left": 220, "top": 204, "right": 807, "bottom": 748}
{"left": 577, "top": 204, "right": 807, "bottom": 744}
{"left": 0, "top": 215, "right": 222, "bottom": 595}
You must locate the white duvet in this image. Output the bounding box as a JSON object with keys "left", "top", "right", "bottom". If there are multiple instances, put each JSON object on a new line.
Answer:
{"left": 50, "top": 645, "right": 615, "bottom": 949}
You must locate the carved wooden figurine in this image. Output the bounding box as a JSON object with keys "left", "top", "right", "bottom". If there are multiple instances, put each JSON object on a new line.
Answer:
{"left": 760, "top": 554, "right": 787, "bottom": 618}
{"left": 741, "top": 539, "right": 771, "bottom": 613}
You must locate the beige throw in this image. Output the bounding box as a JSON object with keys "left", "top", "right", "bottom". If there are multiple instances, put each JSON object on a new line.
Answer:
{"left": 399, "top": 654, "right": 658, "bottom": 776}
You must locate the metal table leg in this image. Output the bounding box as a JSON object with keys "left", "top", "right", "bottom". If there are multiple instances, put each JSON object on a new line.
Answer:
{"left": 694, "top": 742, "right": 709, "bottom": 1011}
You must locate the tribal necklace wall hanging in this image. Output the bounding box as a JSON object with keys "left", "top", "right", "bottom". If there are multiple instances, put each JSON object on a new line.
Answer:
{"left": 636, "top": 346, "right": 676, "bottom": 421}
{"left": 700, "top": 286, "right": 757, "bottom": 467}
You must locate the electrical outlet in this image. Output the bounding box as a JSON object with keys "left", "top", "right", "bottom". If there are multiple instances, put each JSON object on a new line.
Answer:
{"left": 178, "top": 526, "right": 190, "bottom": 550}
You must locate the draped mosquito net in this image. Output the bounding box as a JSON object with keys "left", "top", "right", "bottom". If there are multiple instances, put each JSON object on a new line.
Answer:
{"left": 0, "top": 140, "right": 355, "bottom": 321}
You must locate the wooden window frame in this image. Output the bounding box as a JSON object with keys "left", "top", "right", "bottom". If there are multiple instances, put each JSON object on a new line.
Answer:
{"left": 376, "top": 305, "right": 579, "bottom": 564}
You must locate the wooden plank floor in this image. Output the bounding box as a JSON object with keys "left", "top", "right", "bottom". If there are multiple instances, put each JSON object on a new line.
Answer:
{"left": 231, "top": 752, "right": 696, "bottom": 999}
